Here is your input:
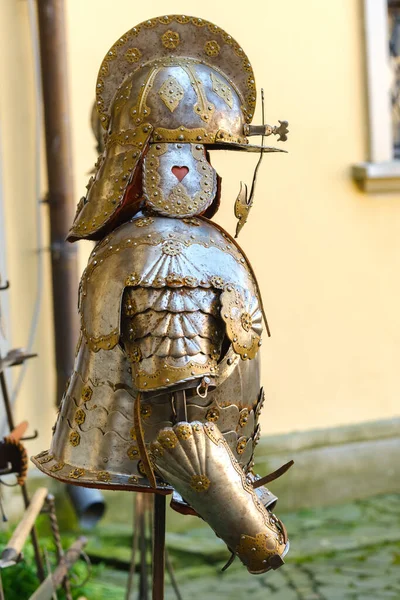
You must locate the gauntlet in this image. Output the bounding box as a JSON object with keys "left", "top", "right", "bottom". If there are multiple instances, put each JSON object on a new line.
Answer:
{"left": 33, "top": 14, "right": 291, "bottom": 574}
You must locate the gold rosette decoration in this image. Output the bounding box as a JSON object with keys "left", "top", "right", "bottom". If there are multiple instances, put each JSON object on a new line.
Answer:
{"left": 220, "top": 285, "right": 262, "bottom": 359}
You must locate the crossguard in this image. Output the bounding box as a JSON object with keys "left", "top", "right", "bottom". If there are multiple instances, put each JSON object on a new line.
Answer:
{"left": 244, "top": 120, "right": 289, "bottom": 141}
{"left": 272, "top": 120, "right": 289, "bottom": 142}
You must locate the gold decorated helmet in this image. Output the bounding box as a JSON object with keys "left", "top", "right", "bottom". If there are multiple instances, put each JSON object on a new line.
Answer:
{"left": 69, "top": 15, "right": 288, "bottom": 241}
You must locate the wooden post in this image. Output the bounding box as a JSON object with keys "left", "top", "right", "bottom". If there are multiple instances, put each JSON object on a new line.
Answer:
{"left": 0, "top": 487, "right": 48, "bottom": 566}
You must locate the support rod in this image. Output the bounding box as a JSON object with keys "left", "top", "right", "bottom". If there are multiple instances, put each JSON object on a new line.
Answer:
{"left": 152, "top": 494, "right": 166, "bottom": 600}
{"left": 46, "top": 494, "right": 72, "bottom": 599}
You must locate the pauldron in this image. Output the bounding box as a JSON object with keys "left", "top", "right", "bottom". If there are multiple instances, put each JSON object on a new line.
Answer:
{"left": 33, "top": 14, "right": 291, "bottom": 575}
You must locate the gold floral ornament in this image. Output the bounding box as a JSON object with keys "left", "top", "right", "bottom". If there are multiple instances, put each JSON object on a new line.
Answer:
{"left": 69, "top": 431, "right": 80, "bottom": 447}
{"left": 190, "top": 474, "right": 210, "bottom": 492}
{"left": 69, "top": 467, "right": 85, "bottom": 479}
{"left": 150, "top": 441, "right": 164, "bottom": 458}
{"left": 162, "top": 30, "right": 180, "bottom": 49}
{"left": 158, "top": 429, "right": 178, "bottom": 449}
{"left": 236, "top": 437, "right": 247, "bottom": 455}
{"left": 74, "top": 408, "right": 86, "bottom": 425}
{"left": 127, "top": 346, "right": 142, "bottom": 363}
{"left": 97, "top": 471, "right": 111, "bottom": 483}
{"left": 127, "top": 444, "right": 140, "bottom": 460}
{"left": 206, "top": 407, "right": 220, "bottom": 422}
{"left": 166, "top": 273, "right": 184, "bottom": 287}
{"left": 125, "top": 272, "right": 140, "bottom": 286}
{"left": 81, "top": 386, "right": 93, "bottom": 402}
{"left": 124, "top": 296, "right": 136, "bottom": 317}
{"left": 210, "top": 275, "right": 224, "bottom": 289}
{"left": 162, "top": 239, "right": 183, "bottom": 256}
{"left": 220, "top": 285, "right": 263, "bottom": 360}
{"left": 124, "top": 47, "right": 142, "bottom": 63}
{"left": 38, "top": 454, "right": 53, "bottom": 465}
{"left": 175, "top": 424, "right": 192, "bottom": 440}
{"left": 138, "top": 457, "right": 155, "bottom": 475}
{"left": 184, "top": 276, "right": 197, "bottom": 287}
{"left": 204, "top": 40, "right": 220, "bottom": 57}
{"left": 239, "top": 408, "right": 249, "bottom": 428}
{"left": 50, "top": 462, "right": 64, "bottom": 472}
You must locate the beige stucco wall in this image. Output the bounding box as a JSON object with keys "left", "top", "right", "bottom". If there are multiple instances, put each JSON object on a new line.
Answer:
{"left": 0, "top": 0, "right": 399, "bottom": 451}
{"left": 0, "top": 0, "right": 56, "bottom": 457}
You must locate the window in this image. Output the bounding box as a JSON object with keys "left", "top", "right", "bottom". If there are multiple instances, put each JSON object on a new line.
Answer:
{"left": 352, "top": 0, "right": 400, "bottom": 192}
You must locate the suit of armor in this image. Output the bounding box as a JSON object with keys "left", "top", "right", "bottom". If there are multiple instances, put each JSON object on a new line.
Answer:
{"left": 33, "top": 15, "right": 291, "bottom": 574}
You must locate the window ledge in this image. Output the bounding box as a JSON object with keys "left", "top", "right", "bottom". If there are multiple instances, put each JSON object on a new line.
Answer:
{"left": 352, "top": 161, "right": 400, "bottom": 193}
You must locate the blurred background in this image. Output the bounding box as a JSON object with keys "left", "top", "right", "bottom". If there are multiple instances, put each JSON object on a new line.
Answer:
{"left": 0, "top": 0, "right": 399, "bottom": 598}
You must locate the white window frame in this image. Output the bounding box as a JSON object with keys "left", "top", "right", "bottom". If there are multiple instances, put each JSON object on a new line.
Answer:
{"left": 352, "top": 0, "right": 400, "bottom": 192}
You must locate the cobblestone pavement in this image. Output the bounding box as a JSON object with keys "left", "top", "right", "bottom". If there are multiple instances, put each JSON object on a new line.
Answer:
{"left": 86, "top": 493, "right": 400, "bottom": 599}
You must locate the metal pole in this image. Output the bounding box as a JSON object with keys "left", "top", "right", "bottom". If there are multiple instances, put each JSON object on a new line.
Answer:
{"left": 125, "top": 494, "right": 140, "bottom": 600}
{"left": 46, "top": 494, "right": 72, "bottom": 600}
{"left": 152, "top": 495, "right": 166, "bottom": 600}
{"left": 36, "top": 0, "right": 80, "bottom": 403}
{"left": 139, "top": 495, "right": 149, "bottom": 600}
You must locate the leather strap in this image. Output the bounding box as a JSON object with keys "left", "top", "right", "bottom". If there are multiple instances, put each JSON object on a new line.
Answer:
{"left": 134, "top": 392, "right": 157, "bottom": 489}
{"left": 252, "top": 460, "right": 294, "bottom": 489}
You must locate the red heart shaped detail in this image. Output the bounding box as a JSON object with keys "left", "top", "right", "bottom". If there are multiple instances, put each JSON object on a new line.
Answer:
{"left": 171, "top": 166, "right": 189, "bottom": 182}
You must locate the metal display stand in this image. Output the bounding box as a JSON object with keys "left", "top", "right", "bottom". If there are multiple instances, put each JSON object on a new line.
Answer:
{"left": 126, "top": 493, "right": 182, "bottom": 600}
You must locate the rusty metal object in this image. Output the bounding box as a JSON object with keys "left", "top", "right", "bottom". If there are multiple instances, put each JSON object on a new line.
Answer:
{"left": 37, "top": 0, "right": 80, "bottom": 402}
{"left": 46, "top": 494, "right": 72, "bottom": 599}
{"left": 0, "top": 350, "right": 37, "bottom": 374}
{"left": 0, "top": 423, "right": 29, "bottom": 485}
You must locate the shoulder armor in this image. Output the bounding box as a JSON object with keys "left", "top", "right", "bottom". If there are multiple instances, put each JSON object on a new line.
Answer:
{"left": 79, "top": 215, "right": 264, "bottom": 388}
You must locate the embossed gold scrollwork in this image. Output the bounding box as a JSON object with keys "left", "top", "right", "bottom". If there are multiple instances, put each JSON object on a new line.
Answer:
{"left": 159, "top": 76, "right": 185, "bottom": 112}
{"left": 220, "top": 285, "right": 262, "bottom": 360}
{"left": 210, "top": 72, "right": 233, "bottom": 108}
